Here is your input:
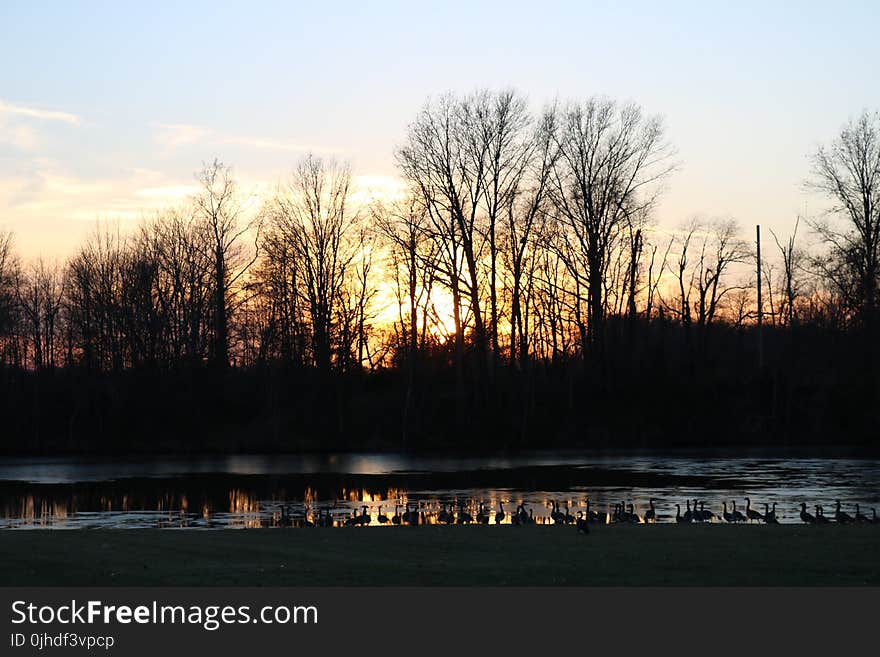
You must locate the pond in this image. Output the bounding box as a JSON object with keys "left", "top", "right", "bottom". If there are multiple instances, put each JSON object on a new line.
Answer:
{"left": 1, "top": 451, "right": 878, "bottom": 528}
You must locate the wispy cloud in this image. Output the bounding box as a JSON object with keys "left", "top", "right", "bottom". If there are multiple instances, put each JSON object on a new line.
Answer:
{"left": 221, "top": 135, "right": 332, "bottom": 153}
{"left": 0, "top": 123, "right": 41, "bottom": 150}
{"left": 0, "top": 100, "right": 81, "bottom": 125}
{"left": 153, "top": 122, "right": 342, "bottom": 155}
{"left": 154, "top": 123, "right": 211, "bottom": 148}
{"left": 0, "top": 162, "right": 200, "bottom": 258}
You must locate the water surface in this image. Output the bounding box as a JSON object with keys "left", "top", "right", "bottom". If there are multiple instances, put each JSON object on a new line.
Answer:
{"left": 1, "top": 451, "right": 878, "bottom": 528}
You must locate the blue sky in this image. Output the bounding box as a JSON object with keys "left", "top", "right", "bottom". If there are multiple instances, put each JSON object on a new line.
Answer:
{"left": 2, "top": 1, "right": 879, "bottom": 257}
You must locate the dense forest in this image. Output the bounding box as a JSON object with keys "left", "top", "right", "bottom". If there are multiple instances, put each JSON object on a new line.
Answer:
{"left": 1, "top": 90, "right": 878, "bottom": 454}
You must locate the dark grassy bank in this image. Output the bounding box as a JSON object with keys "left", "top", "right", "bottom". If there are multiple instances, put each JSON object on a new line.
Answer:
{"left": 2, "top": 525, "right": 878, "bottom": 586}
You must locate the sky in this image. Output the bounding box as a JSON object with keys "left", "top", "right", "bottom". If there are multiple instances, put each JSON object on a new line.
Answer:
{"left": 1, "top": 0, "right": 879, "bottom": 259}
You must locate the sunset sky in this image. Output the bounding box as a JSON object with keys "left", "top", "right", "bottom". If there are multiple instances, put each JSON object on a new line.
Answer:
{"left": 2, "top": 1, "right": 879, "bottom": 259}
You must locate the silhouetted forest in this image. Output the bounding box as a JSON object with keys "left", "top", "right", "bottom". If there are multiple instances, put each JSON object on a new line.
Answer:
{"left": 1, "top": 91, "right": 878, "bottom": 454}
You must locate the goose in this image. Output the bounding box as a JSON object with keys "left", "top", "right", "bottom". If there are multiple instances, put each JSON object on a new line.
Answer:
{"left": 357, "top": 505, "right": 371, "bottom": 526}
{"left": 644, "top": 499, "right": 656, "bottom": 523}
{"left": 683, "top": 500, "right": 693, "bottom": 523}
{"left": 343, "top": 509, "right": 359, "bottom": 527}
{"left": 495, "top": 502, "right": 505, "bottom": 525}
{"left": 278, "top": 505, "right": 292, "bottom": 527}
{"left": 515, "top": 502, "right": 529, "bottom": 524}
{"left": 834, "top": 500, "right": 854, "bottom": 524}
{"left": 722, "top": 502, "right": 734, "bottom": 523}
{"left": 763, "top": 505, "right": 779, "bottom": 524}
{"left": 731, "top": 501, "right": 746, "bottom": 523}
{"left": 675, "top": 504, "right": 691, "bottom": 523}
{"left": 799, "top": 503, "right": 816, "bottom": 524}
{"left": 391, "top": 505, "right": 401, "bottom": 525}
{"left": 458, "top": 506, "right": 474, "bottom": 524}
{"left": 437, "top": 504, "right": 450, "bottom": 524}
{"left": 586, "top": 500, "right": 601, "bottom": 523}
{"left": 699, "top": 502, "right": 716, "bottom": 522}
{"left": 576, "top": 511, "right": 590, "bottom": 534}
{"left": 815, "top": 505, "right": 830, "bottom": 524}
{"left": 625, "top": 503, "right": 639, "bottom": 523}
{"left": 563, "top": 503, "right": 575, "bottom": 524}
{"left": 476, "top": 503, "right": 490, "bottom": 524}
{"left": 692, "top": 499, "right": 705, "bottom": 522}
{"left": 854, "top": 504, "right": 869, "bottom": 524}
{"left": 377, "top": 506, "right": 389, "bottom": 524}
{"left": 550, "top": 500, "right": 565, "bottom": 524}
{"left": 745, "top": 498, "right": 764, "bottom": 522}
{"left": 298, "top": 508, "right": 315, "bottom": 527}
{"left": 404, "top": 502, "right": 420, "bottom": 524}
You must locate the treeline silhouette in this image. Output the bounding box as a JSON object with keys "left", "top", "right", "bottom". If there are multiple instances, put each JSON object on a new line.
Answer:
{"left": 0, "top": 91, "right": 878, "bottom": 455}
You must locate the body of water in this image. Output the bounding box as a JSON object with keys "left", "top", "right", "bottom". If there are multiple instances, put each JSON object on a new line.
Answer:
{"left": 1, "top": 451, "right": 878, "bottom": 528}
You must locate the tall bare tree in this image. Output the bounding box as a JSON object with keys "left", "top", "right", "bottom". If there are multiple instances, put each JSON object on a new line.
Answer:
{"left": 396, "top": 93, "right": 489, "bottom": 368}
{"left": 0, "top": 230, "right": 20, "bottom": 365}
{"left": 467, "top": 89, "right": 533, "bottom": 365}
{"left": 193, "top": 159, "right": 259, "bottom": 368}
{"left": 548, "top": 98, "right": 675, "bottom": 363}
{"left": 664, "top": 218, "right": 749, "bottom": 327}
{"left": 265, "top": 154, "right": 359, "bottom": 373}
{"left": 808, "top": 110, "right": 880, "bottom": 328}
{"left": 770, "top": 218, "right": 802, "bottom": 327}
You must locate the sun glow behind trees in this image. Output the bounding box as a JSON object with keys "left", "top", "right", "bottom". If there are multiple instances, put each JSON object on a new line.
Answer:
{"left": 0, "top": 92, "right": 877, "bottom": 379}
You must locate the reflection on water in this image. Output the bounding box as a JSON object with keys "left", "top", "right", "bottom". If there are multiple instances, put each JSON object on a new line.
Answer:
{"left": 1, "top": 453, "right": 879, "bottom": 529}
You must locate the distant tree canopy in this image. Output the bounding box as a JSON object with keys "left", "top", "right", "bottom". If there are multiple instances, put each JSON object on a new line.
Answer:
{"left": 0, "top": 96, "right": 878, "bottom": 452}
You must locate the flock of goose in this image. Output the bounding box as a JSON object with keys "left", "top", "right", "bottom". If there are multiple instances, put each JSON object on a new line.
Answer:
{"left": 670, "top": 498, "right": 878, "bottom": 525}
{"left": 272, "top": 498, "right": 880, "bottom": 530}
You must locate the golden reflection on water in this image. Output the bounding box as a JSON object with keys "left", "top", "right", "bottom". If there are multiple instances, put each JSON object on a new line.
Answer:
{"left": 1, "top": 487, "right": 684, "bottom": 528}
{"left": 4, "top": 496, "right": 71, "bottom": 527}
{"left": 228, "top": 489, "right": 262, "bottom": 528}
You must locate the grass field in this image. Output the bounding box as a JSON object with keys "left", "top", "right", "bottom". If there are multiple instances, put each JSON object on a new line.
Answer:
{"left": 1, "top": 524, "right": 878, "bottom": 586}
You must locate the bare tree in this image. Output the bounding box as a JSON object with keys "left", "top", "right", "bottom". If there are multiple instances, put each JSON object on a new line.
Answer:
{"left": 770, "top": 218, "right": 803, "bottom": 327}
{"left": 193, "top": 159, "right": 259, "bottom": 368}
{"left": 808, "top": 110, "right": 880, "bottom": 327}
{"left": 18, "top": 259, "right": 64, "bottom": 369}
{"left": 265, "top": 154, "right": 359, "bottom": 373}
{"left": 664, "top": 218, "right": 750, "bottom": 327}
{"left": 0, "top": 230, "right": 21, "bottom": 365}
{"left": 503, "top": 108, "right": 556, "bottom": 368}
{"left": 65, "top": 225, "right": 128, "bottom": 371}
{"left": 548, "top": 97, "right": 676, "bottom": 362}
{"left": 374, "top": 196, "right": 439, "bottom": 364}
{"left": 141, "top": 208, "right": 214, "bottom": 365}
{"left": 467, "top": 89, "right": 533, "bottom": 366}
{"left": 396, "top": 93, "right": 489, "bottom": 368}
